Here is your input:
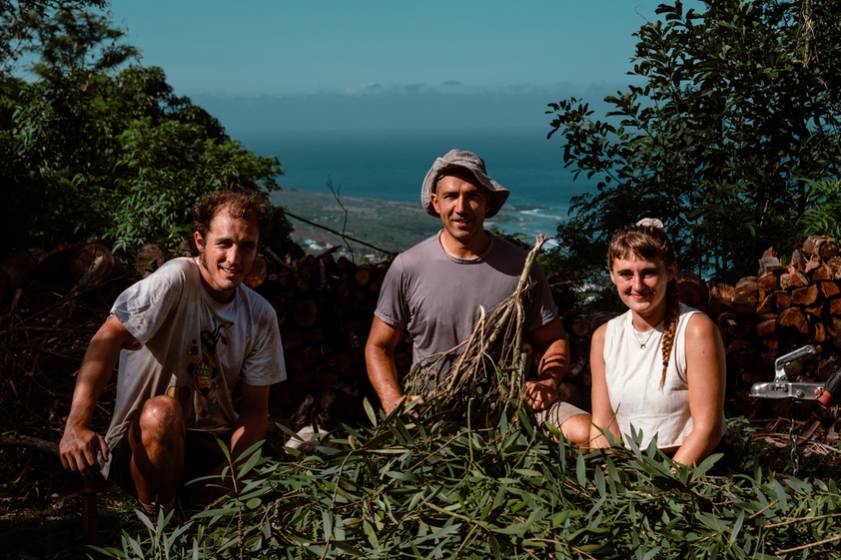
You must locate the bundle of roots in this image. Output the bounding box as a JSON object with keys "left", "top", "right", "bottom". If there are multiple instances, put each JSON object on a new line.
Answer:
{"left": 403, "top": 235, "right": 547, "bottom": 426}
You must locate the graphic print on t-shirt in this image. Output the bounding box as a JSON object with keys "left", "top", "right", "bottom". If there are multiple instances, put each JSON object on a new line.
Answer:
{"left": 187, "top": 319, "right": 234, "bottom": 424}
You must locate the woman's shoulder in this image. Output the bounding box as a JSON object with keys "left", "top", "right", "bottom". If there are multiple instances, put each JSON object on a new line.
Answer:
{"left": 604, "top": 309, "right": 630, "bottom": 332}
{"left": 595, "top": 310, "right": 629, "bottom": 349}
{"left": 679, "top": 305, "right": 717, "bottom": 340}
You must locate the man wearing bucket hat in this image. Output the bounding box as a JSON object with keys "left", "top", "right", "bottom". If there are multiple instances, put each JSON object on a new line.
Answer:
{"left": 365, "top": 149, "right": 590, "bottom": 444}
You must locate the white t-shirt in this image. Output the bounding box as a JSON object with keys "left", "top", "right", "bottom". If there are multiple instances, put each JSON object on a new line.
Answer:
{"left": 603, "top": 304, "right": 724, "bottom": 449}
{"left": 102, "top": 257, "right": 286, "bottom": 475}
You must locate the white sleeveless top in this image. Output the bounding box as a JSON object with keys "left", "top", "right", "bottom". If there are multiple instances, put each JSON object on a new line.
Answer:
{"left": 603, "top": 303, "right": 702, "bottom": 449}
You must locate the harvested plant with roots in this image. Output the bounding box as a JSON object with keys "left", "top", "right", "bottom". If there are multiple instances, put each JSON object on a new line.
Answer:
{"left": 403, "top": 235, "right": 548, "bottom": 426}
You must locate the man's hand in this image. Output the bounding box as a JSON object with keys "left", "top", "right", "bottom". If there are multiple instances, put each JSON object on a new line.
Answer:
{"left": 60, "top": 424, "right": 109, "bottom": 473}
{"left": 524, "top": 378, "right": 559, "bottom": 411}
{"left": 383, "top": 394, "right": 425, "bottom": 416}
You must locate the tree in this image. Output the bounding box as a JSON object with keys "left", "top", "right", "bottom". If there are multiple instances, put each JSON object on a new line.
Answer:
{"left": 0, "top": 0, "right": 107, "bottom": 75}
{"left": 546, "top": 0, "right": 841, "bottom": 281}
{"left": 1, "top": 2, "right": 285, "bottom": 254}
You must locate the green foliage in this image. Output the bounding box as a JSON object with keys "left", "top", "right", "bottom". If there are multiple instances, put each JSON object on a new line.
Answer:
{"left": 101, "top": 410, "right": 841, "bottom": 559}
{"left": 547, "top": 0, "right": 841, "bottom": 281}
{"left": 0, "top": 3, "right": 284, "bottom": 255}
{"left": 0, "top": 1, "right": 107, "bottom": 74}
{"left": 799, "top": 178, "right": 841, "bottom": 241}
{"left": 108, "top": 117, "right": 280, "bottom": 251}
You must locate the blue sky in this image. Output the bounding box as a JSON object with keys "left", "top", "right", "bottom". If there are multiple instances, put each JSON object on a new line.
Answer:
{"left": 107, "top": 1, "right": 685, "bottom": 132}
{"left": 110, "top": 1, "right": 669, "bottom": 96}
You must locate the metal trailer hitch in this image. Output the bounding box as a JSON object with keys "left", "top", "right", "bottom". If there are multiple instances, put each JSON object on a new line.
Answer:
{"left": 749, "top": 345, "right": 841, "bottom": 407}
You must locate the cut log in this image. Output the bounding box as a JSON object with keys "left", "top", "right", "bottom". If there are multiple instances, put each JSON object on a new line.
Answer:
{"left": 570, "top": 317, "right": 590, "bottom": 338}
{"left": 134, "top": 243, "right": 165, "bottom": 277}
{"left": 814, "top": 322, "right": 828, "bottom": 343}
{"left": 726, "top": 339, "right": 757, "bottom": 368}
{"left": 801, "top": 236, "right": 818, "bottom": 257}
{"left": 811, "top": 264, "right": 834, "bottom": 282}
{"left": 71, "top": 243, "right": 114, "bottom": 287}
{"left": 367, "top": 274, "right": 384, "bottom": 295}
{"left": 0, "top": 431, "right": 59, "bottom": 455}
{"left": 756, "top": 318, "right": 777, "bottom": 338}
{"left": 733, "top": 294, "right": 757, "bottom": 315}
{"left": 791, "top": 285, "right": 819, "bottom": 306}
{"left": 735, "top": 276, "right": 758, "bottom": 301}
{"left": 0, "top": 249, "right": 42, "bottom": 299}
{"left": 757, "top": 272, "right": 779, "bottom": 294}
{"left": 244, "top": 254, "right": 268, "bottom": 289}
{"left": 829, "top": 298, "right": 841, "bottom": 316}
{"left": 709, "top": 283, "right": 736, "bottom": 307}
{"left": 354, "top": 267, "right": 371, "bottom": 287}
{"left": 804, "top": 256, "right": 822, "bottom": 274}
{"left": 761, "top": 338, "right": 779, "bottom": 352}
{"left": 820, "top": 239, "right": 839, "bottom": 260}
{"left": 803, "top": 235, "right": 838, "bottom": 261}
{"left": 336, "top": 256, "right": 354, "bottom": 272}
{"left": 295, "top": 270, "right": 312, "bottom": 292}
{"left": 820, "top": 281, "right": 841, "bottom": 299}
{"left": 281, "top": 328, "right": 305, "bottom": 350}
{"left": 778, "top": 307, "right": 809, "bottom": 334}
{"left": 292, "top": 299, "right": 318, "bottom": 327}
{"left": 274, "top": 268, "right": 291, "bottom": 288}
{"left": 790, "top": 249, "right": 806, "bottom": 272}
{"left": 805, "top": 303, "right": 823, "bottom": 318}
{"left": 758, "top": 255, "right": 783, "bottom": 275}
{"left": 780, "top": 271, "right": 809, "bottom": 290}
{"left": 756, "top": 292, "right": 776, "bottom": 314}
{"left": 677, "top": 273, "right": 708, "bottom": 308}
{"left": 775, "top": 290, "right": 792, "bottom": 309}
{"left": 826, "top": 256, "right": 841, "bottom": 279}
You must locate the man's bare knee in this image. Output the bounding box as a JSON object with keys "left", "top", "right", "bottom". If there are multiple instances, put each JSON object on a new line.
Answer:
{"left": 138, "top": 396, "right": 184, "bottom": 442}
{"left": 562, "top": 413, "right": 592, "bottom": 447}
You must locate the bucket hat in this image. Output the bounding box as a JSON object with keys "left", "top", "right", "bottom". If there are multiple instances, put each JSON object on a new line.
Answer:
{"left": 420, "top": 149, "right": 509, "bottom": 218}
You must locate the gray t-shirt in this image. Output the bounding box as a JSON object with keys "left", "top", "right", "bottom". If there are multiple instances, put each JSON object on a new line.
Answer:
{"left": 102, "top": 257, "right": 286, "bottom": 476}
{"left": 375, "top": 233, "right": 558, "bottom": 366}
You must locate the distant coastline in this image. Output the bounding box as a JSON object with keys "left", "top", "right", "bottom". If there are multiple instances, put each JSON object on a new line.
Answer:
{"left": 272, "top": 189, "right": 435, "bottom": 258}
{"left": 271, "top": 189, "right": 562, "bottom": 260}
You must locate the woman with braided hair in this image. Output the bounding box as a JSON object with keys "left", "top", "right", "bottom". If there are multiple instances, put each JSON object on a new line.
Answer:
{"left": 589, "top": 219, "right": 726, "bottom": 465}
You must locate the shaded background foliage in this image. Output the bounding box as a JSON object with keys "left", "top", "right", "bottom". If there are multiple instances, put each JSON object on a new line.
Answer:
{"left": 546, "top": 0, "right": 841, "bottom": 283}
{"left": 0, "top": 1, "right": 286, "bottom": 255}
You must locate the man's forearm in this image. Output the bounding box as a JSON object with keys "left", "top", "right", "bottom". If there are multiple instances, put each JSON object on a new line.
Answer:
{"left": 230, "top": 413, "right": 269, "bottom": 460}
{"left": 365, "top": 346, "right": 403, "bottom": 413}
{"left": 537, "top": 339, "right": 569, "bottom": 384}
{"left": 66, "top": 319, "right": 126, "bottom": 428}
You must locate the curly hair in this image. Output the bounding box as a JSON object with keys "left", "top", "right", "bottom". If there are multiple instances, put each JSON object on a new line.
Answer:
{"left": 192, "top": 191, "right": 272, "bottom": 241}
{"left": 608, "top": 222, "right": 678, "bottom": 389}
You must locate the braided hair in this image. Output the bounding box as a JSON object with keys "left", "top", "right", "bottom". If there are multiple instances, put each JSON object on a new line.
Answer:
{"left": 607, "top": 219, "right": 679, "bottom": 389}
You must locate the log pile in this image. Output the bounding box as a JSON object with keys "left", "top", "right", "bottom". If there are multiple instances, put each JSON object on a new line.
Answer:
{"left": 546, "top": 274, "right": 597, "bottom": 409}
{"left": 250, "top": 248, "right": 402, "bottom": 432}
{"left": 706, "top": 236, "right": 841, "bottom": 401}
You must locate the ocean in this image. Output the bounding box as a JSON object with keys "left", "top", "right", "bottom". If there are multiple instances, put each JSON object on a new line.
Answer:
{"left": 238, "top": 128, "right": 594, "bottom": 243}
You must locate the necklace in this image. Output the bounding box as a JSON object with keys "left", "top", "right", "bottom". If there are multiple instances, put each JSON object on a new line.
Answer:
{"left": 631, "top": 325, "right": 657, "bottom": 349}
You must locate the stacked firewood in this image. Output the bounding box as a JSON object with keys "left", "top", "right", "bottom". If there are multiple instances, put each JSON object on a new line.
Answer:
{"left": 547, "top": 275, "right": 595, "bottom": 409}
{"left": 707, "top": 236, "right": 841, "bottom": 392}
{"left": 252, "top": 248, "right": 400, "bottom": 432}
